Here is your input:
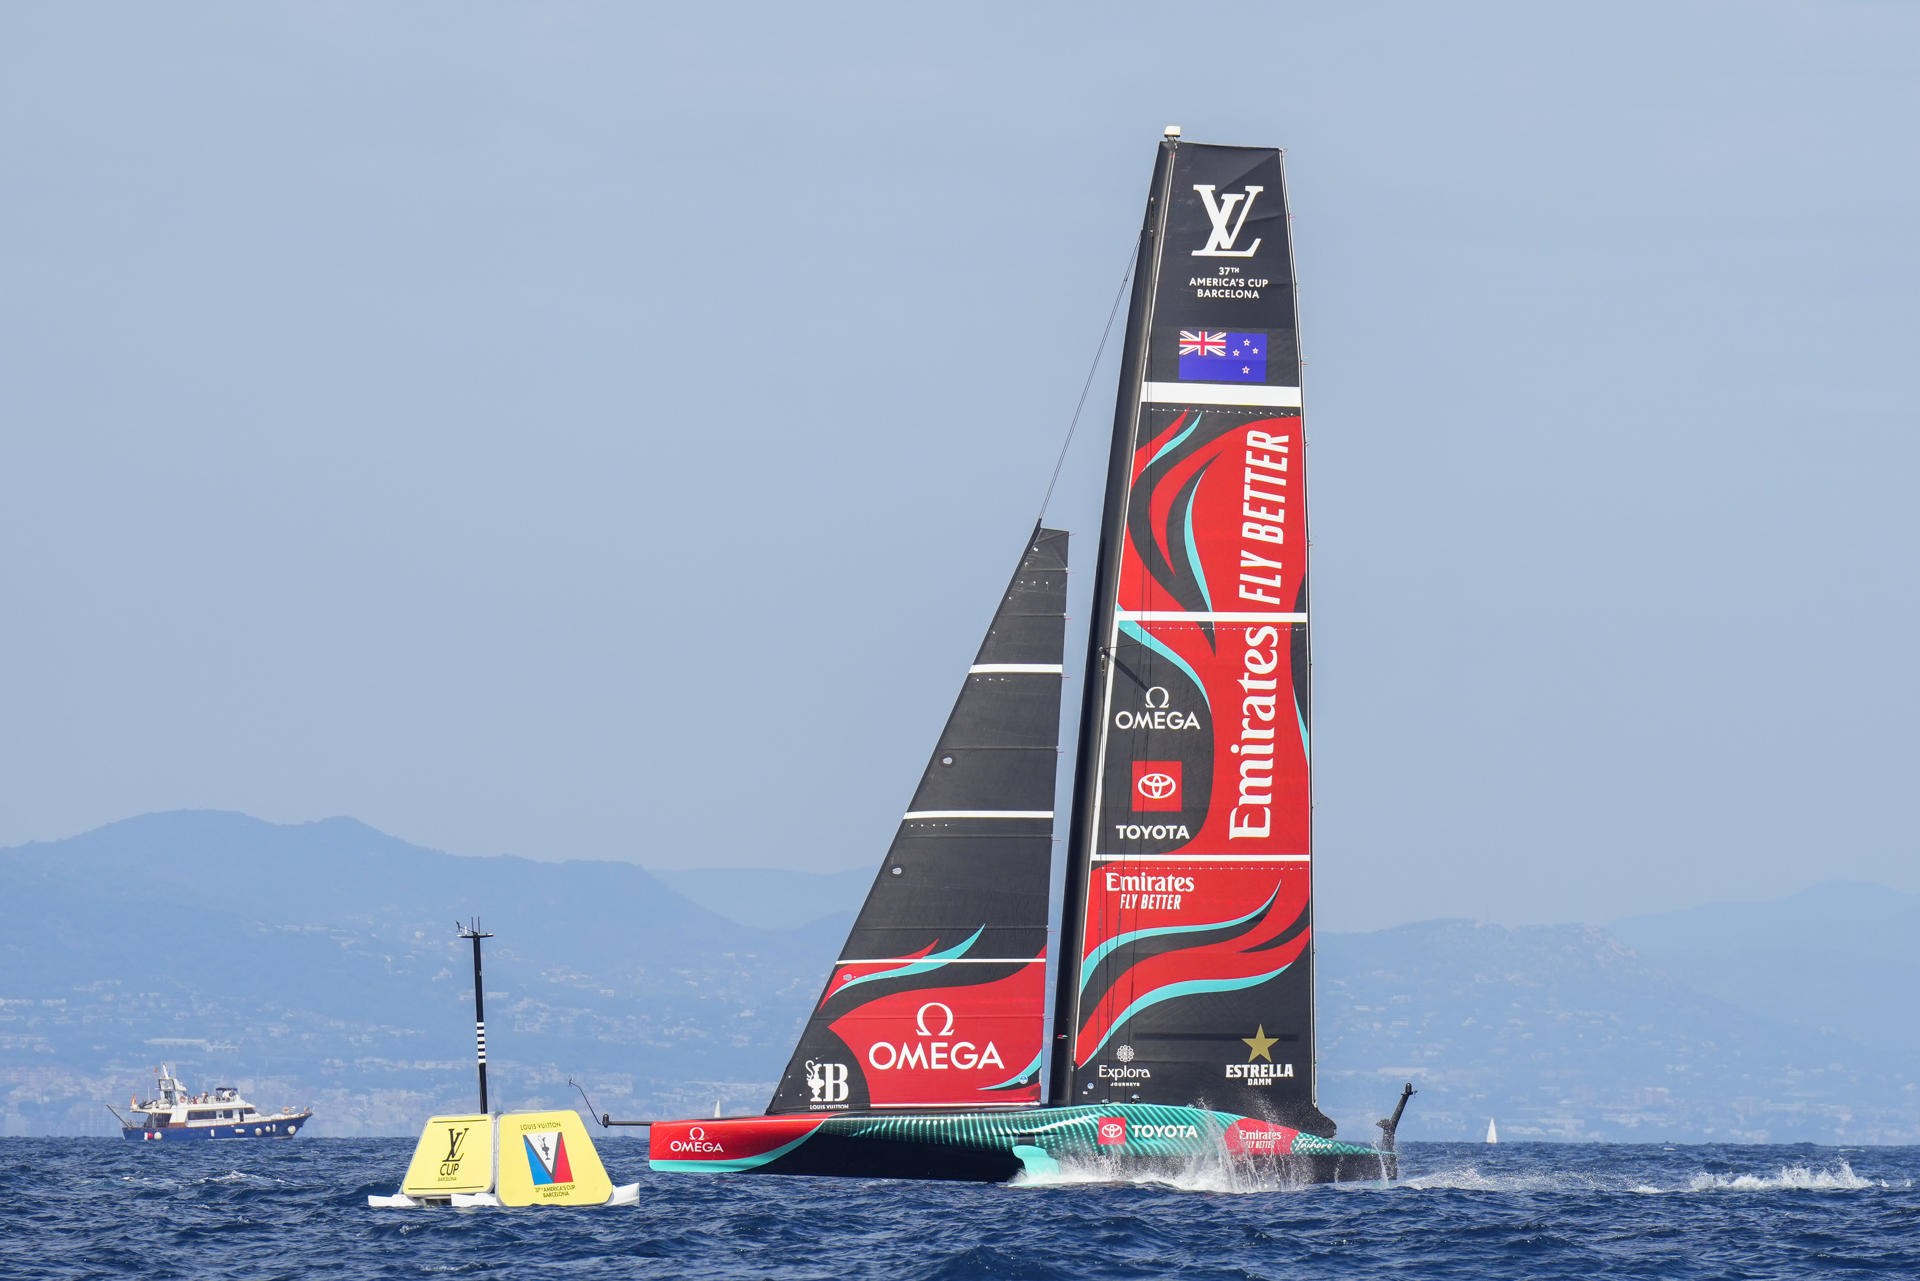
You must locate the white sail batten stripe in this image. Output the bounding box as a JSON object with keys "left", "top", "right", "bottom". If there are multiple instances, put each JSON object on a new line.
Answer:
{"left": 902, "top": 810, "right": 1053, "bottom": 820}
{"left": 833, "top": 957, "right": 1043, "bottom": 966}
{"left": 968, "top": 663, "right": 1064, "bottom": 674}
{"left": 1118, "top": 610, "right": 1307, "bottom": 623}
{"left": 1141, "top": 381, "right": 1302, "bottom": 407}
{"left": 1091, "top": 853, "right": 1312, "bottom": 863}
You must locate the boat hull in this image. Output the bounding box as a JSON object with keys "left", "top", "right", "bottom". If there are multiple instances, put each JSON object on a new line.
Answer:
{"left": 648, "top": 1103, "right": 1392, "bottom": 1184}
{"left": 121, "top": 1113, "right": 312, "bottom": 1141}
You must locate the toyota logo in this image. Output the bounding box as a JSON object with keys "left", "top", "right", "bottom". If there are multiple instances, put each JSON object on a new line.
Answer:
{"left": 1136, "top": 773, "right": 1177, "bottom": 800}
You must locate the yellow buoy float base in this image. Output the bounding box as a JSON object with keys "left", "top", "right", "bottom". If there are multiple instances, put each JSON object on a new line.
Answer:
{"left": 383, "top": 1109, "right": 628, "bottom": 1208}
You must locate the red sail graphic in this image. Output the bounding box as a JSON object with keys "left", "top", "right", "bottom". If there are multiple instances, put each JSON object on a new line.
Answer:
{"left": 827, "top": 962, "right": 1045, "bottom": 1109}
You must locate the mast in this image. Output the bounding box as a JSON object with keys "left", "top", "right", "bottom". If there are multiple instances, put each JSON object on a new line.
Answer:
{"left": 459, "top": 920, "right": 492, "bottom": 1113}
{"left": 1049, "top": 138, "right": 1177, "bottom": 1103}
{"left": 1050, "top": 132, "right": 1330, "bottom": 1133}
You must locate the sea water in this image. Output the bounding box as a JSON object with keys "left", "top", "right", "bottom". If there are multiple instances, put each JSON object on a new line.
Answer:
{"left": 1, "top": 1138, "right": 1915, "bottom": 1279}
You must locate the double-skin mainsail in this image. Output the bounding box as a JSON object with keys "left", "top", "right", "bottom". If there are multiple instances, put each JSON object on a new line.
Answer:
{"left": 1051, "top": 138, "right": 1330, "bottom": 1136}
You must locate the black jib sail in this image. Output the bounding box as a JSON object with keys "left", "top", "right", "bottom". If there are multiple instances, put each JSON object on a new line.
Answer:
{"left": 767, "top": 527, "right": 1068, "bottom": 1115}
{"left": 1049, "top": 138, "right": 1332, "bottom": 1134}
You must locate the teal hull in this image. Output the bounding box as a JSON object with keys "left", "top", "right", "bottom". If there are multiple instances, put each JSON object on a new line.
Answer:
{"left": 649, "top": 1103, "right": 1393, "bottom": 1184}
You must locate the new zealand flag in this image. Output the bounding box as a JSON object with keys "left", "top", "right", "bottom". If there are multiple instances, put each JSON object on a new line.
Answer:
{"left": 1177, "top": 331, "right": 1267, "bottom": 383}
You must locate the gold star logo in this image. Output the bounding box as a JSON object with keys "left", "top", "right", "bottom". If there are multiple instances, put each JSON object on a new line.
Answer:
{"left": 1242, "top": 1025, "right": 1277, "bottom": 1062}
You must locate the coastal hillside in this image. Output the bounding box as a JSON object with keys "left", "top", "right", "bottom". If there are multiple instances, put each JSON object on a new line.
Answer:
{"left": 0, "top": 811, "right": 844, "bottom": 1135}
{"left": 3, "top": 812, "right": 1913, "bottom": 1141}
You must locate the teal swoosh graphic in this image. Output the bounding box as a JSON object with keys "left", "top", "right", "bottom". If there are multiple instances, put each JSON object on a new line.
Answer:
{"left": 1118, "top": 621, "right": 1210, "bottom": 711}
{"left": 832, "top": 926, "right": 986, "bottom": 998}
{"left": 1295, "top": 693, "right": 1310, "bottom": 763}
{"left": 1180, "top": 466, "right": 1215, "bottom": 614}
{"left": 1146, "top": 411, "right": 1202, "bottom": 470}
{"left": 981, "top": 1049, "right": 1044, "bottom": 1092}
{"left": 1083, "top": 964, "right": 1294, "bottom": 1062}
{"left": 1077, "top": 888, "right": 1279, "bottom": 995}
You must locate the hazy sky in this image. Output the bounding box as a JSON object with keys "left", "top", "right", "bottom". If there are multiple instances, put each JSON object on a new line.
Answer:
{"left": 3, "top": 2, "right": 1916, "bottom": 930}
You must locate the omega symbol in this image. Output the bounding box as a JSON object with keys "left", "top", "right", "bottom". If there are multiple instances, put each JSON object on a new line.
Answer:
{"left": 915, "top": 1002, "right": 955, "bottom": 1037}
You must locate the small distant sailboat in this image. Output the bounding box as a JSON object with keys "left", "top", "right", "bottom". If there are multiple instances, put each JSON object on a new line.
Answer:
{"left": 1486, "top": 1118, "right": 1499, "bottom": 1144}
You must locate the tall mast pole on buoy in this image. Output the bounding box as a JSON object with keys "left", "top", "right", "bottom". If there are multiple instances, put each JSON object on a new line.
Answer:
{"left": 458, "top": 920, "right": 494, "bottom": 1113}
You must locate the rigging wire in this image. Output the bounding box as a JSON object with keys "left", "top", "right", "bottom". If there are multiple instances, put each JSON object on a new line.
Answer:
{"left": 1037, "top": 237, "right": 1138, "bottom": 522}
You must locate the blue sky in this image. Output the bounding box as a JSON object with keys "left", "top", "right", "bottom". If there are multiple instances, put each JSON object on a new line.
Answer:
{"left": 2, "top": 2, "right": 1915, "bottom": 929}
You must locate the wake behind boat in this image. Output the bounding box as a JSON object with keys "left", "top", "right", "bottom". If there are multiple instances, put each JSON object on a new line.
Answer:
{"left": 110, "top": 1065, "right": 312, "bottom": 1141}
{"left": 631, "top": 130, "right": 1413, "bottom": 1184}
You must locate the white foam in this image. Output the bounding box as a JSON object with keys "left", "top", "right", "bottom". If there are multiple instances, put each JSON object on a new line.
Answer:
{"left": 1396, "top": 1166, "right": 1616, "bottom": 1194}
{"left": 1010, "top": 1151, "right": 1392, "bottom": 1195}
{"left": 1682, "top": 1161, "right": 1900, "bottom": 1192}
{"left": 195, "top": 1171, "right": 284, "bottom": 1186}
{"left": 1399, "top": 1160, "right": 1906, "bottom": 1196}
{"left": 1012, "top": 1156, "right": 1909, "bottom": 1197}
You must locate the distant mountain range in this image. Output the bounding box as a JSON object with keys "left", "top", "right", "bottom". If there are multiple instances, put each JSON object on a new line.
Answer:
{"left": 4, "top": 812, "right": 1914, "bottom": 1142}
